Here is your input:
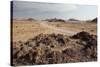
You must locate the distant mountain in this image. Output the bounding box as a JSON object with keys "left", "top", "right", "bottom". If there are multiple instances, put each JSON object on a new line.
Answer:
{"left": 91, "top": 18, "right": 97, "bottom": 22}
{"left": 26, "top": 18, "right": 37, "bottom": 21}
{"left": 68, "top": 18, "right": 79, "bottom": 21}
{"left": 45, "top": 18, "right": 66, "bottom": 22}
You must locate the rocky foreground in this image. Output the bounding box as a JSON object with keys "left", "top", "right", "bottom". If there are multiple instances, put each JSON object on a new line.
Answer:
{"left": 11, "top": 31, "right": 97, "bottom": 66}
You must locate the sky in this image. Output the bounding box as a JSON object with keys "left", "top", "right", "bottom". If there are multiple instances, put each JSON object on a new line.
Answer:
{"left": 12, "top": 1, "right": 98, "bottom": 20}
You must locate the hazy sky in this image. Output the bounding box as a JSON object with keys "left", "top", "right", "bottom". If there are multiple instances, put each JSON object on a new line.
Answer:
{"left": 12, "top": 1, "right": 97, "bottom": 20}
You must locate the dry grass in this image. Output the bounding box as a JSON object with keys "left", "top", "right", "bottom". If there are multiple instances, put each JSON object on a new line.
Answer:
{"left": 47, "top": 22, "right": 97, "bottom": 34}
{"left": 12, "top": 20, "right": 51, "bottom": 42}
{"left": 12, "top": 20, "right": 97, "bottom": 42}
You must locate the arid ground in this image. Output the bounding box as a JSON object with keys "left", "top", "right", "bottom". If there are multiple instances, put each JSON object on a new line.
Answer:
{"left": 12, "top": 20, "right": 97, "bottom": 42}
{"left": 11, "top": 19, "right": 97, "bottom": 66}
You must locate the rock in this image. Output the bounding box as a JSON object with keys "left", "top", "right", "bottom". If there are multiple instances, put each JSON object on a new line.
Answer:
{"left": 12, "top": 31, "right": 97, "bottom": 65}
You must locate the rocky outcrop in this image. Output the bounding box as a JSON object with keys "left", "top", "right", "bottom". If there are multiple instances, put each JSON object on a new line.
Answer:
{"left": 91, "top": 18, "right": 97, "bottom": 23}
{"left": 12, "top": 31, "right": 97, "bottom": 66}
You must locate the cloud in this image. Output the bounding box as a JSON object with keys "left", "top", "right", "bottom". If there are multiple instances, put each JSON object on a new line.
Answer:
{"left": 13, "top": 1, "right": 97, "bottom": 20}
{"left": 40, "top": 4, "right": 78, "bottom": 12}
{"left": 13, "top": 1, "right": 78, "bottom": 12}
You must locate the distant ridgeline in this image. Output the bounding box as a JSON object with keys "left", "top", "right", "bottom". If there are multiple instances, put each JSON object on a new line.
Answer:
{"left": 44, "top": 18, "right": 66, "bottom": 22}
{"left": 68, "top": 18, "right": 79, "bottom": 21}
{"left": 91, "top": 18, "right": 97, "bottom": 22}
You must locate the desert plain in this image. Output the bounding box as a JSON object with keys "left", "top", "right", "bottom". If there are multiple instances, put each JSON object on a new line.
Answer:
{"left": 12, "top": 19, "right": 97, "bottom": 42}
{"left": 11, "top": 19, "right": 97, "bottom": 66}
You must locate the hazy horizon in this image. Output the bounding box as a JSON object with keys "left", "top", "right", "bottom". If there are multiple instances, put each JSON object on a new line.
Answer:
{"left": 12, "top": 1, "right": 97, "bottom": 20}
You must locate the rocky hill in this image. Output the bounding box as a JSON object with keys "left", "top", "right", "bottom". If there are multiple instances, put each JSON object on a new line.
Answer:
{"left": 11, "top": 31, "right": 97, "bottom": 66}
{"left": 91, "top": 18, "right": 97, "bottom": 23}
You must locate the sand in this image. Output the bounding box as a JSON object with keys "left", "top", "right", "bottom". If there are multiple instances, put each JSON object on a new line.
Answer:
{"left": 12, "top": 20, "right": 97, "bottom": 42}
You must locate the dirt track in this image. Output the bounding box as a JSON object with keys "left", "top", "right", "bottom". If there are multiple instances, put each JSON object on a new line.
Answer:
{"left": 40, "top": 21, "right": 78, "bottom": 35}
{"left": 12, "top": 20, "right": 97, "bottom": 42}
